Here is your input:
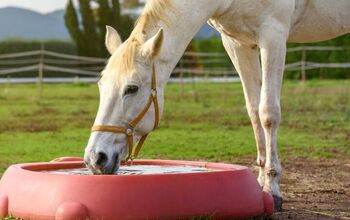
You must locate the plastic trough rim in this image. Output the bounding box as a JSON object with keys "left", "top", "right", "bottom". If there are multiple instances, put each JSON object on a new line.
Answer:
{"left": 0, "top": 158, "right": 275, "bottom": 219}
{"left": 15, "top": 158, "right": 249, "bottom": 178}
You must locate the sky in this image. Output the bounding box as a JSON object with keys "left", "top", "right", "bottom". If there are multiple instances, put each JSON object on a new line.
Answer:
{"left": 0, "top": 0, "right": 71, "bottom": 14}
{"left": 0, "top": 0, "right": 146, "bottom": 14}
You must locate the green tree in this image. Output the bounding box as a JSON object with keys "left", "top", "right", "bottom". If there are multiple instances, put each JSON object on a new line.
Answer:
{"left": 65, "top": 0, "right": 134, "bottom": 57}
{"left": 110, "top": 0, "right": 121, "bottom": 28}
{"left": 96, "top": 0, "right": 133, "bottom": 56}
{"left": 108, "top": 0, "right": 133, "bottom": 40}
{"left": 79, "top": 0, "right": 100, "bottom": 56}
{"left": 184, "top": 41, "right": 202, "bottom": 70}
{"left": 64, "top": 0, "right": 84, "bottom": 55}
{"left": 97, "top": 0, "right": 110, "bottom": 55}
{"left": 118, "top": 16, "right": 134, "bottom": 41}
{"left": 122, "top": 0, "right": 141, "bottom": 8}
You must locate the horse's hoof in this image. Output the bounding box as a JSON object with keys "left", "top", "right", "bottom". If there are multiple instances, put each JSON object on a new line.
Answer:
{"left": 273, "top": 195, "right": 283, "bottom": 212}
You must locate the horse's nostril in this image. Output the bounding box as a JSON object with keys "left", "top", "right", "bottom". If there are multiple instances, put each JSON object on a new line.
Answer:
{"left": 96, "top": 151, "right": 108, "bottom": 167}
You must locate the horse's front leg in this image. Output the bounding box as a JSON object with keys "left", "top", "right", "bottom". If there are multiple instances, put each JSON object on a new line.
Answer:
{"left": 258, "top": 23, "right": 289, "bottom": 211}
{"left": 221, "top": 35, "right": 266, "bottom": 187}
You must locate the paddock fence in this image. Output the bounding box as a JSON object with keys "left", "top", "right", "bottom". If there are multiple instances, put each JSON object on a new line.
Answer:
{"left": 0, "top": 46, "right": 349, "bottom": 84}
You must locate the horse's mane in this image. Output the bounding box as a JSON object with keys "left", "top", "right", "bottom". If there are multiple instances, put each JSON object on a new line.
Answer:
{"left": 104, "top": 0, "right": 174, "bottom": 83}
{"left": 131, "top": 0, "right": 173, "bottom": 42}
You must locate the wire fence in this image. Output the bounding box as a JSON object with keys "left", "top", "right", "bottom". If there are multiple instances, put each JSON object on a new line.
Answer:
{"left": 0, "top": 46, "right": 349, "bottom": 84}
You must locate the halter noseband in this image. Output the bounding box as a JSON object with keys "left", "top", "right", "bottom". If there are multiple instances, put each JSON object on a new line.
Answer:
{"left": 91, "top": 64, "right": 159, "bottom": 162}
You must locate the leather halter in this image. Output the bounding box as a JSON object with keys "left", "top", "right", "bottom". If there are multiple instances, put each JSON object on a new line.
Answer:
{"left": 91, "top": 64, "right": 160, "bottom": 162}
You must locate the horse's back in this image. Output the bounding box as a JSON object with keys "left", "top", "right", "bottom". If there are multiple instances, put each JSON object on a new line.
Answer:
{"left": 288, "top": 0, "right": 350, "bottom": 43}
{"left": 210, "top": 0, "right": 349, "bottom": 44}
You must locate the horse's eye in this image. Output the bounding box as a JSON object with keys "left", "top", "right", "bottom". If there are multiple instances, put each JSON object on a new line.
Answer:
{"left": 123, "top": 85, "right": 139, "bottom": 96}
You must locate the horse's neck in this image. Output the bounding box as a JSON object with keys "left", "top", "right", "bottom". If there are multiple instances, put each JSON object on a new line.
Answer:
{"left": 143, "top": 0, "right": 225, "bottom": 86}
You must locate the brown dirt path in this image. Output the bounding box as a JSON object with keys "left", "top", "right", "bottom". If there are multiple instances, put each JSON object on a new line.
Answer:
{"left": 249, "top": 157, "right": 350, "bottom": 220}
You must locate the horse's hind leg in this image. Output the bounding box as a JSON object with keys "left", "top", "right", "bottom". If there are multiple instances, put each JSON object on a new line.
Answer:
{"left": 222, "top": 35, "right": 266, "bottom": 187}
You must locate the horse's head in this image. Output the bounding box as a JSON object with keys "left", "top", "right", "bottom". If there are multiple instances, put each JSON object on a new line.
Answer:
{"left": 84, "top": 26, "right": 165, "bottom": 174}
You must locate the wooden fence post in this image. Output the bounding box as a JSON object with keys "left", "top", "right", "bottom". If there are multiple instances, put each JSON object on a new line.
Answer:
{"left": 301, "top": 47, "right": 306, "bottom": 82}
{"left": 38, "top": 43, "right": 45, "bottom": 93}
{"left": 179, "top": 59, "right": 184, "bottom": 98}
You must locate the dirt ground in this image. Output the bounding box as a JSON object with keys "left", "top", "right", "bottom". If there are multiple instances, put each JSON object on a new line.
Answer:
{"left": 248, "top": 157, "right": 350, "bottom": 220}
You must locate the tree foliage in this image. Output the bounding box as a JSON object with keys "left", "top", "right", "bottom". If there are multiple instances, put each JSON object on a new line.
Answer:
{"left": 285, "top": 34, "right": 350, "bottom": 79}
{"left": 64, "top": 0, "right": 134, "bottom": 57}
{"left": 122, "top": 0, "right": 141, "bottom": 8}
{"left": 96, "top": 0, "right": 111, "bottom": 53}
{"left": 64, "top": 0, "right": 83, "bottom": 54}
{"left": 79, "top": 0, "right": 100, "bottom": 56}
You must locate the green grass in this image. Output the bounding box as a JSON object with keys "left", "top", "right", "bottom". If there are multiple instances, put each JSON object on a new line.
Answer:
{"left": 0, "top": 80, "right": 350, "bottom": 174}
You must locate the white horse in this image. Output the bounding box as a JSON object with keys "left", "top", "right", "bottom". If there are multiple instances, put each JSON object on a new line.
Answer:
{"left": 84, "top": 0, "right": 350, "bottom": 211}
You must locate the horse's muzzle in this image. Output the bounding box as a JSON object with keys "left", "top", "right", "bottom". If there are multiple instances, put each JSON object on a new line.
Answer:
{"left": 85, "top": 150, "right": 120, "bottom": 175}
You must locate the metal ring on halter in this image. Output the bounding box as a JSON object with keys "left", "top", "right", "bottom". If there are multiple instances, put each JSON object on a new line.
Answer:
{"left": 125, "top": 122, "right": 135, "bottom": 135}
{"left": 151, "top": 88, "right": 157, "bottom": 97}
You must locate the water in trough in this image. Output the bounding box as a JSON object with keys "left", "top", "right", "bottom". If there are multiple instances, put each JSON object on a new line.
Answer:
{"left": 45, "top": 165, "right": 213, "bottom": 175}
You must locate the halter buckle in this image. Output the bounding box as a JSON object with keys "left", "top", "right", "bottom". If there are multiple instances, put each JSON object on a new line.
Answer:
{"left": 125, "top": 123, "right": 134, "bottom": 136}
{"left": 151, "top": 89, "right": 157, "bottom": 97}
{"left": 126, "top": 128, "right": 133, "bottom": 136}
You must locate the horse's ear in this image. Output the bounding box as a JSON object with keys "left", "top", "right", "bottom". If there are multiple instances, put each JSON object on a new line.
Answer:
{"left": 140, "top": 29, "right": 164, "bottom": 60}
{"left": 105, "top": 25, "right": 122, "bottom": 55}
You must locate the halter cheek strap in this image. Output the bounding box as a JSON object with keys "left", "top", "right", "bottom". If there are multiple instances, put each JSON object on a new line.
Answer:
{"left": 91, "top": 64, "right": 159, "bottom": 162}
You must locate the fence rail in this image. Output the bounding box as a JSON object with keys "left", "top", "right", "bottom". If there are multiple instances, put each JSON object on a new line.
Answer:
{"left": 0, "top": 46, "right": 349, "bottom": 84}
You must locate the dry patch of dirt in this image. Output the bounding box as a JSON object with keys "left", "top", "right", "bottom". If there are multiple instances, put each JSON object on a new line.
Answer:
{"left": 249, "top": 157, "right": 350, "bottom": 220}
{"left": 0, "top": 121, "right": 58, "bottom": 132}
